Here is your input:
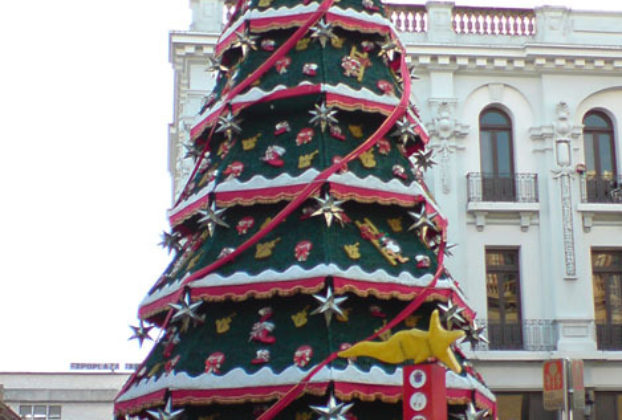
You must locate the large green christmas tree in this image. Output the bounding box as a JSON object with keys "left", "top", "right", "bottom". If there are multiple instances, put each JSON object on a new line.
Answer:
{"left": 115, "top": 0, "right": 496, "bottom": 418}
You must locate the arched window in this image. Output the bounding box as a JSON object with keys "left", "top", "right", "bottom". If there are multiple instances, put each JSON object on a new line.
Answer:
{"left": 583, "top": 111, "right": 618, "bottom": 202}
{"left": 479, "top": 108, "right": 515, "bottom": 201}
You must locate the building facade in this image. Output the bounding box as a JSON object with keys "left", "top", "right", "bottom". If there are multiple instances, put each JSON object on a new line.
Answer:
{"left": 168, "top": 1, "right": 622, "bottom": 418}
{"left": 0, "top": 372, "right": 128, "bottom": 420}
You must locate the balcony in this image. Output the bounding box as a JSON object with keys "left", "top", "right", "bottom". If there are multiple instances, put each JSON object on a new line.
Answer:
{"left": 467, "top": 173, "right": 538, "bottom": 203}
{"left": 473, "top": 319, "right": 558, "bottom": 351}
{"left": 580, "top": 174, "right": 622, "bottom": 204}
{"left": 596, "top": 323, "right": 622, "bottom": 350}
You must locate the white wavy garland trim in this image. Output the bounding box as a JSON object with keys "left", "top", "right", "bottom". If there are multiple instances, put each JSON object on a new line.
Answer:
{"left": 116, "top": 364, "right": 494, "bottom": 404}
{"left": 194, "top": 82, "right": 399, "bottom": 132}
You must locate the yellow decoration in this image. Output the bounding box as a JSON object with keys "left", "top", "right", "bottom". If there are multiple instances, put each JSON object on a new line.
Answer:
{"left": 295, "top": 413, "right": 313, "bottom": 420}
{"left": 291, "top": 306, "right": 311, "bottom": 328}
{"left": 242, "top": 133, "right": 261, "bottom": 150}
{"left": 358, "top": 149, "right": 376, "bottom": 168}
{"left": 251, "top": 78, "right": 261, "bottom": 87}
{"left": 349, "top": 46, "right": 371, "bottom": 82}
{"left": 387, "top": 217, "right": 403, "bottom": 233}
{"left": 147, "top": 362, "right": 162, "bottom": 378}
{"left": 374, "top": 320, "right": 392, "bottom": 341}
{"left": 355, "top": 218, "right": 409, "bottom": 265}
{"left": 296, "top": 38, "right": 311, "bottom": 51}
{"left": 336, "top": 308, "right": 352, "bottom": 322}
{"left": 258, "top": 0, "right": 272, "bottom": 7}
{"left": 338, "top": 310, "right": 465, "bottom": 373}
{"left": 298, "top": 150, "right": 319, "bottom": 169}
{"left": 348, "top": 124, "right": 363, "bottom": 138}
{"left": 215, "top": 313, "right": 236, "bottom": 334}
{"left": 255, "top": 237, "right": 281, "bottom": 259}
{"left": 330, "top": 36, "right": 345, "bottom": 49}
{"left": 186, "top": 254, "right": 201, "bottom": 270}
{"left": 343, "top": 242, "right": 361, "bottom": 260}
{"left": 260, "top": 217, "right": 272, "bottom": 230}
{"left": 404, "top": 314, "right": 421, "bottom": 328}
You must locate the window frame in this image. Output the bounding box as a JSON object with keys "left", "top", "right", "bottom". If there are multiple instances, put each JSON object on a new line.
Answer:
{"left": 583, "top": 110, "right": 617, "bottom": 179}
{"left": 591, "top": 248, "right": 622, "bottom": 350}
{"left": 479, "top": 107, "right": 515, "bottom": 176}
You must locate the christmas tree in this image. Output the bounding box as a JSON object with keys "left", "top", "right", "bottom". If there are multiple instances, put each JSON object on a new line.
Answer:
{"left": 115, "top": 0, "right": 496, "bottom": 418}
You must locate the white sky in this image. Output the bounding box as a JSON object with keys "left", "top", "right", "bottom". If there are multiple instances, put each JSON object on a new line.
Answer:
{"left": 0, "top": 0, "right": 621, "bottom": 373}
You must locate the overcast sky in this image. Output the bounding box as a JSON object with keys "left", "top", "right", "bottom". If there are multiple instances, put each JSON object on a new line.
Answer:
{"left": 1, "top": 0, "right": 622, "bottom": 372}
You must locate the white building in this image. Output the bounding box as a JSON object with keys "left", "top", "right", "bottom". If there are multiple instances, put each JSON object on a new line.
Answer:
{"left": 165, "top": 1, "right": 622, "bottom": 419}
{"left": 0, "top": 372, "right": 128, "bottom": 420}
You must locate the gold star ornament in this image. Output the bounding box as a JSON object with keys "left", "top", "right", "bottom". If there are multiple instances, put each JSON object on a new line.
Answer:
{"left": 337, "top": 309, "right": 465, "bottom": 373}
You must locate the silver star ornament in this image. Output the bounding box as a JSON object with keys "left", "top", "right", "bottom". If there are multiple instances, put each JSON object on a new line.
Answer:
{"left": 310, "top": 20, "right": 336, "bottom": 48}
{"left": 232, "top": 31, "right": 258, "bottom": 57}
{"left": 462, "top": 320, "right": 490, "bottom": 349}
{"left": 309, "top": 102, "right": 339, "bottom": 132}
{"left": 378, "top": 38, "right": 400, "bottom": 62}
{"left": 146, "top": 396, "right": 184, "bottom": 420}
{"left": 216, "top": 111, "right": 242, "bottom": 140}
{"left": 129, "top": 321, "right": 154, "bottom": 347}
{"left": 311, "top": 287, "right": 348, "bottom": 326}
{"left": 197, "top": 202, "right": 230, "bottom": 237}
{"left": 311, "top": 194, "right": 346, "bottom": 227}
{"left": 391, "top": 117, "right": 417, "bottom": 144}
{"left": 413, "top": 149, "right": 437, "bottom": 171}
{"left": 449, "top": 402, "right": 490, "bottom": 419}
{"left": 169, "top": 291, "right": 204, "bottom": 327}
{"left": 159, "top": 231, "right": 182, "bottom": 255}
{"left": 309, "top": 393, "right": 354, "bottom": 420}
{"left": 438, "top": 300, "right": 466, "bottom": 329}
{"left": 407, "top": 205, "right": 438, "bottom": 232}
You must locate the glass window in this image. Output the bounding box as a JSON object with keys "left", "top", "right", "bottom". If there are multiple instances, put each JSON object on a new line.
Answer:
{"left": 592, "top": 250, "right": 622, "bottom": 350}
{"left": 479, "top": 108, "right": 515, "bottom": 201}
{"left": 583, "top": 111, "right": 618, "bottom": 202}
{"left": 485, "top": 248, "right": 523, "bottom": 350}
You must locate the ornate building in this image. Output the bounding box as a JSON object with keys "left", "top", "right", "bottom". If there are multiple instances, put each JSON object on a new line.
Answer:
{"left": 167, "top": 1, "right": 622, "bottom": 418}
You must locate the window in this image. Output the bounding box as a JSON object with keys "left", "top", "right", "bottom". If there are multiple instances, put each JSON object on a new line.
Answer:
{"left": 496, "top": 392, "right": 556, "bottom": 420}
{"left": 485, "top": 248, "right": 523, "bottom": 349}
{"left": 479, "top": 108, "right": 515, "bottom": 201}
{"left": 594, "top": 392, "right": 622, "bottom": 420}
{"left": 583, "top": 111, "right": 619, "bottom": 202}
{"left": 592, "top": 250, "right": 622, "bottom": 349}
{"left": 18, "top": 405, "right": 61, "bottom": 420}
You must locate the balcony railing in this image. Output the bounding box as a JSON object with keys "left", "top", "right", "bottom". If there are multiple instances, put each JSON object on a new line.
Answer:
{"left": 596, "top": 323, "right": 622, "bottom": 350}
{"left": 580, "top": 174, "right": 622, "bottom": 204}
{"left": 473, "top": 319, "right": 558, "bottom": 351}
{"left": 467, "top": 173, "right": 538, "bottom": 203}
{"left": 221, "top": 1, "right": 536, "bottom": 36}
{"left": 452, "top": 6, "right": 536, "bottom": 36}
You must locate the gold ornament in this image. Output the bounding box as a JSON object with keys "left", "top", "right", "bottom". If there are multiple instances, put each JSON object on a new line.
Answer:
{"left": 355, "top": 218, "right": 409, "bottom": 265}
{"left": 258, "top": 0, "right": 272, "bottom": 7}
{"left": 298, "top": 150, "right": 319, "bottom": 169}
{"left": 331, "top": 36, "right": 345, "bottom": 49}
{"left": 358, "top": 149, "right": 376, "bottom": 168}
{"left": 348, "top": 124, "right": 363, "bottom": 138}
{"left": 260, "top": 217, "right": 272, "bottom": 230}
{"left": 296, "top": 38, "right": 311, "bottom": 51}
{"left": 291, "top": 305, "right": 311, "bottom": 328}
{"left": 387, "top": 217, "right": 403, "bottom": 233}
{"left": 338, "top": 310, "right": 465, "bottom": 373}
{"left": 348, "top": 46, "right": 371, "bottom": 82}
{"left": 215, "top": 313, "right": 236, "bottom": 334}
{"left": 255, "top": 237, "right": 281, "bottom": 259}
{"left": 295, "top": 412, "right": 312, "bottom": 420}
{"left": 311, "top": 194, "right": 346, "bottom": 227}
{"left": 343, "top": 242, "right": 361, "bottom": 259}
{"left": 374, "top": 320, "right": 392, "bottom": 341}
{"left": 147, "top": 362, "right": 163, "bottom": 378}
{"left": 186, "top": 254, "right": 201, "bottom": 270}
{"left": 336, "top": 307, "right": 351, "bottom": 322}
{"left": 242, "top": 133, "right": 261, "bottom": 151}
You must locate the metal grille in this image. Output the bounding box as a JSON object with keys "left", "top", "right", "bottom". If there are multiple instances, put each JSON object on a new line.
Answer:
{"left": 473, "top": 319, "right": 557, "bottom": 351}
{"left": 580, "top": 174, "right": 622, "bottom": 203}
{"left": 467, "top": 172, "right": 538, "bottom": 203}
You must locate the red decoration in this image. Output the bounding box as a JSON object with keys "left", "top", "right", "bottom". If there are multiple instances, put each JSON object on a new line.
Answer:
{"left": 294, "top": 345, "right": 313, "bottom": 367}
{"left": 218, "top": 247, "right": 235, "bottom": 259}
{"left": 275, "top": 121, "right": 291, "bottom": 135}
{"left": 224, "top": 161, "right": 244, "bottom": 178}
{"left": 392, "top": 164, "right": 407, "bottom": 180}
{"left": 164, "top": 355, "right": 180, "bottom": 374}
{"left": 362, "top": 0, "right": 379, "bottom": 11}
{"left": 341, "top": 55, "right": 362, "bottom": 78}
{"left": 416, "top": 255, "right": 431, "bottom": 268}
{"left": 377, "top": 79, "right": 394, "bottom": 95}
{"left": 403, "top": 364, "right": 447, "bottom": 420}
{"left": 261, "top": 145, "right": 286, "bottom": 167}
{"left": 369, "top": 305, "right": 386, "bottom": 318}
{"left": 296, "top": 127, "right": 314, "bottom": 145}
{"left": 302, "top": 63, "right": 318, "bottom": 76}
{"left": 361, "top": 40, "right": 375, "bottom": 52}
{"left": 332, "top": 156, "right": 348, "bottom": 173}
{"left": 261, "top": 39, "right": 276, "bottom": 51}
{"left": 275, "top": 56, "right": 292, "bottom": 74}
{"left": 205, "top": 352, "right": 225, "bottom": 374}
{"left": 252, "top": 349, "right": 271, "bottom": 364}
{"left": 330, "top": 125, "right": 346, "bottom": 141}
{"left": 294, "top": 240, "right": 313, "bottom": 262}
{"left": 236, "top": 216, "right": 255, "bottom": 235}
{"left": 250, "top": 307, "right": 276, "bottom": 344}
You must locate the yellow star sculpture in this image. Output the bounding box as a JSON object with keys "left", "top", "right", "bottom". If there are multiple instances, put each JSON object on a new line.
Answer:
{"left": 337, "top": 309, "right": 465, "bottom": 373}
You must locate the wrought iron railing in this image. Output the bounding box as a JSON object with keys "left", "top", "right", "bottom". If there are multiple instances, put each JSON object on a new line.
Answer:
{"left": 467, "top": 172, "right": 538, "bottom": 203}
{"left": 473, "top": 319, "right": 558, "bottom": 351}
{"left": 596, "top": 323, "right": 622, "bottom": 350}
{"left": 579, "top": 174, "right": 622, "bottom": 204}
{"left": 452, "top": 6, "right": 536, "bottom": 35}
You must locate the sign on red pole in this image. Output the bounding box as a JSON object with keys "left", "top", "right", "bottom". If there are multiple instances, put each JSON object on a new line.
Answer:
{"left": 403, "top": 364, "right": 447, "bottom": 420}
{"left": 543, "top": 359, "right": 567, "bottom": 411}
